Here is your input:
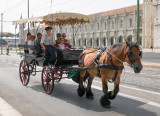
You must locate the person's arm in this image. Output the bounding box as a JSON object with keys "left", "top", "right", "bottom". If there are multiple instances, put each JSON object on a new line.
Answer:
{"left": 52, "top": 36, "right": 56, "bottom": 46}
{"left": 64, "top": 39, "right": 69, "bottom": 44}
{"left": 40, "top": 35, "right": 46, "bottom": 51}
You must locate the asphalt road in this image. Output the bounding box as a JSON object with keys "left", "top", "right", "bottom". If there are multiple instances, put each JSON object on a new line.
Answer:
{"left": 0, "top": 52, "right": 160, "bottom": 116}
{"left": 142, "top": 52, "right": 160, "bottom": 63}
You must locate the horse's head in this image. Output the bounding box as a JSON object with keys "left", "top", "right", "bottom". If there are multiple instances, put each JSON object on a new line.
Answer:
{"left": 124, "top": 40, "right": 143, "bottom": 73}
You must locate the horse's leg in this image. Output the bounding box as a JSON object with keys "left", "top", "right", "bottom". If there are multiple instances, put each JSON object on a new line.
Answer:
{"left": 77, "top": 71, "right": 86, "bottom": 97}
{"left": 86, "top": 75, "right": 94, "bottom": 99}
{"left": 100, "top": 77, "right": 111, "bottom": 107}
{"left": 108, "top": 76, "right": 120, "bottom": 100}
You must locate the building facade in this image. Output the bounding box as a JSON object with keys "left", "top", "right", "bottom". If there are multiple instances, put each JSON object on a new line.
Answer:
{"left": 62, "top": 5, "right": 143, "bottom": 48}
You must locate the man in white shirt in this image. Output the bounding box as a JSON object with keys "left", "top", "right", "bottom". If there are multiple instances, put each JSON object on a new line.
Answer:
{"left": 41, "top": 26, "right": 57, "bottom": 65}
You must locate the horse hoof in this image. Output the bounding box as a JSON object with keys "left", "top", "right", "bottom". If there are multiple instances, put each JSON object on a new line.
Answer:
{"left": 108, "top": 91, "right": 116, "bottom": 100}
{"left": 77, "top": 87, "right": 85, "bottom": 97}
{"left": 86, "top": 95, "right": 94, "bottom": 99}
{"left": 86, "top": 90, "right": 94, "bottom": 99}
{"left": 100, "top": 96, "right": 111, "bottom": 106}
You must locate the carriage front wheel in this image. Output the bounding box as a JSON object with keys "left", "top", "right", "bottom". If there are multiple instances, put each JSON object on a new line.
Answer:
{"left": 19, "top": 60, "right": 30, "bottom": 86}
{"left": 41, "top": 66, "right": 54, "bottom": 94}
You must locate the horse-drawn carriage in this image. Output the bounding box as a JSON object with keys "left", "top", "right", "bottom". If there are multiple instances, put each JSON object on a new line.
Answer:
{"left": 13, "top": 12, "right": 90, "bottom": 94}
{"left": 13, "top": 13, "right": 143, "bottom": 107}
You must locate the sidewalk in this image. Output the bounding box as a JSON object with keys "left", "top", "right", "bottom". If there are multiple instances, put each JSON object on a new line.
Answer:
{"left": 142, "top": 48, "right": 160, "bottom": 53}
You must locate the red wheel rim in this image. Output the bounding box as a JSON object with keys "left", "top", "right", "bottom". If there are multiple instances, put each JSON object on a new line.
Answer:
{"left": 19, "top": 60, "right": 30, "bottom": 86}
{"left": 41, "top": 66, "right": 54, "bottom": 94}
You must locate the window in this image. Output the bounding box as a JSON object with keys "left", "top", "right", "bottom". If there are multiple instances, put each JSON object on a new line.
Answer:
{"left": 120, "top": 20, "right": 123, "bottom": 29}
{"left": 129, "top": 18, "right": 133, "bottom": 27}
{"left": 91, "top": 24, "right": 93, "bottom": 31}
{"left": 112, "top": 21, "right": 114, "bottom": 29}
{"left": 78, "top": 39, "right": 81, "bottom": 46}
{"left": 127, "top": 36, "right": 132, "bottom": 42}
{"left": 104, "top": 22, "right": 107, "bottom": 30}
{"left": 139, "top": 16, "right": 142, "bottom": 27}
{"left": 111, "top": 38, "right": 114, "bottom": 45}
{"left": 97, "top": 23, "right": 100, "bottom": 30}
{"left": 90, "top": 39, "right": 92, "bottom": 46}
{"left": 84, "top": 39, "right": 86, "bottom": 46}
{"left": 119, "top": 37, "right": 122, "bottom": 43}
{"left": 96, "top": 39, "right": 99, "bottom": 46}
{"left": 103, "top": 39, "right": 106, "bottom": 46}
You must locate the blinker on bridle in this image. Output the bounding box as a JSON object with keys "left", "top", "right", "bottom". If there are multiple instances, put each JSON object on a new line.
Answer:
{"left": 125, "top": 44, "right": 142, "bottom": 66}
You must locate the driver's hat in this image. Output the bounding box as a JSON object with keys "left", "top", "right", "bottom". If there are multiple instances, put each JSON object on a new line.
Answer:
{"left": 45, "top": 26, "right": 52, "bottom": 30}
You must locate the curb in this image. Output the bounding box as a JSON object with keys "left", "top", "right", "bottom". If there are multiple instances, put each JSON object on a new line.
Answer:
{"left": 143, "top": 64, "right": 160, "bottom": 69}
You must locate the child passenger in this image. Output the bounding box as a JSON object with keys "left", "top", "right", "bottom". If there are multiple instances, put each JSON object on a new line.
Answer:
{"left": 58, "top": 39, "right": 65, "bottom": 50}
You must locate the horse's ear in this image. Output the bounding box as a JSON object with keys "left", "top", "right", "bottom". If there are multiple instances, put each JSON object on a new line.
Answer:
{"left": 135, "top": 40, "right": 138, "bottom": 45}
{"left": 125, "top": 40, "right": 130, "bottom": 47}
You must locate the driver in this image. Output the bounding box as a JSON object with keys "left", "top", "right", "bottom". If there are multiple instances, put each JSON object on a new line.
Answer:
{"left": 41, "top": 26, "right": 56, "bottom": 65}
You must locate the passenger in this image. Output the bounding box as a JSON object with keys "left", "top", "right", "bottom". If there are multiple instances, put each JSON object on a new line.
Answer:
{"left": 41, "top": 26, "right": 57, "bottom": 63}
{"left": 35, "top": 33, "right": 42, "bottom": 56}
{"left": 56, "top": 33, "right": 61, "bottom": 44}
{"left": 61, "top": 33, "right": 69, "bottom": 44}
{"left": 58, "top": 39, "right": 65, "bottom": 50}
{"left": 25, "top": 32, "right": 31, "bottom": 45}
{"left": 28, "top": 35, "right": 35, "bottom": 54}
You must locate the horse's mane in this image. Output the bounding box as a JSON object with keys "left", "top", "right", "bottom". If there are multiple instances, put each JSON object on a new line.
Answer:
{"left": 109, "top": 42, "right": 140, "bottom": 53}
{"left": 109, "top": 44, "right": 124, "bottom": 53}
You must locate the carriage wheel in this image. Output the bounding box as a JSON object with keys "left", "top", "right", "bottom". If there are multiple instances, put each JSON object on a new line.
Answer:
{"left": 41, "top": 66, "right": 54, "bottom": 94}
{"left": 19, "top": 60, "right": 30, "bottom": 86}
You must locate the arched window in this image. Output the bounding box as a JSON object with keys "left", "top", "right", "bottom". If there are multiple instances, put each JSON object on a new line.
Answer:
{"left": 127, "top": 36, "right": 132, "bottom": 42}
{"left": 96, "top": 39, "right": 99, "bottom": 46}
{"left": 119, "top": 37, "right": 122, "bottom": 43}
{"left": 130, "top": 18, "right": 133, "bottom": 27}
{"left": 90, "top": 39, "right": 92, "bottom": 46}
{"left": 111, "top": 38, "right": 114, "bottom": 45}
{"left": 103, "top": 39, "right": 106, "bottom": 46}
{"left": 120, "top": 20, "right": 123, "bottom": 29}
{"left": 78, "top": 39, "right": 81, "bottom": 46}
{"left": 84, "top": 39, "right": 87, "bottom": 46}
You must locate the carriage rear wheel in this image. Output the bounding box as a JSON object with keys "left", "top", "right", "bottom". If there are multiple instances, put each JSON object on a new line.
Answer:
{"left": 19, "top": 60, "right": 30, "bottom": 86}
{"left": 41, "top": 66, "right": 54, "bottom": 94}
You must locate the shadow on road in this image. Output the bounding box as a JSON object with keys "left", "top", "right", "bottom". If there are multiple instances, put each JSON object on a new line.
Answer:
{"left": 29, "top": 82, "right": 158, "bottom": 116}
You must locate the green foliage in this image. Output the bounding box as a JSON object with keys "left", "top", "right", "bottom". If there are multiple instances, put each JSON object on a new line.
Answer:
{"left": 0, "top": 39, "right": 7, "bottom": 45}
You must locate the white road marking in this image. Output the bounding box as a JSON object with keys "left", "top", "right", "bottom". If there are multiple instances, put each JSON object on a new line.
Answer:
{"left": 93, "top": 80, "right": 160, "bottom": 96}
{"left": 125, "top": 70, "right": 160, "bottom": 78}
{"left": 91, "top": 85, "right": 160, "bottom": 108}
{"left": 0, "top": 97, "right": 22, "bottom": 116}
{"left": 66, "top": 79, "right": 160, "bottom": 108}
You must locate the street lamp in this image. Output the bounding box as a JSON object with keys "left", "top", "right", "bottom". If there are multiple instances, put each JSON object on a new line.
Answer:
{"left": 137, "top": 0, "right": 140, "bottom": 45}
{"left": 28, "top": 0, "right": 29, "bottom": 33}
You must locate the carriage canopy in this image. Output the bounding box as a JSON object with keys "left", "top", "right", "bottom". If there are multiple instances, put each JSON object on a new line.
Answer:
{"left": 13, "top": 12, "right": 91, "bottom": 26}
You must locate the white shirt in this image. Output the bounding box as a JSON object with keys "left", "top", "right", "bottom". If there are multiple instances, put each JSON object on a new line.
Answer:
{"left": 28, "top": 40, "right": 34, "bottom": 54}
{"left": 58, "top": 44, "right": 65, "bottom": 50}
{"left": 40, "top": 33, "right": 56, "bottom": 44}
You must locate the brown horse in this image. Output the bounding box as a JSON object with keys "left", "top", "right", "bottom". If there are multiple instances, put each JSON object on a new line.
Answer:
{"left": 77, "top": 40, "right": 143, "bottom": 107}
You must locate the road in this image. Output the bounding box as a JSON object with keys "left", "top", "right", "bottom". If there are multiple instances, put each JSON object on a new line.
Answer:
{"left": 0, "top": 52, "right": 160, "bottom": 116}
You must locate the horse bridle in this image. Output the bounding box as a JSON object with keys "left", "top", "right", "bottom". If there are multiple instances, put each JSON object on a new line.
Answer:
{"left": 125, "top": 44, "right": 142, "bottom": 67}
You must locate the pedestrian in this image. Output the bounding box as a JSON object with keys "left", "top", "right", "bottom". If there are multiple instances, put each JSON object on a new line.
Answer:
{"left": 6, "top": 45, "right": 9, "bottom": 55}
{"left": 151, "top": 45, "right": 153, "bottom": 51}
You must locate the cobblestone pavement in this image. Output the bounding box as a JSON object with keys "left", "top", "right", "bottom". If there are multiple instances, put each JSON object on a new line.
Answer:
{"left": 120, "top": 66, "right": 160, "bottom": 92}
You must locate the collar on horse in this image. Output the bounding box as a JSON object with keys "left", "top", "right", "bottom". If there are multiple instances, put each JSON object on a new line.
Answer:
{"left": 94, "top": 47, "right": 124, "bottom": 83}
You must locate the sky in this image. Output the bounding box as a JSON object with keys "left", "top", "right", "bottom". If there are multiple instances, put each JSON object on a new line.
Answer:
{"left": 0, "top": 0, "right": 143, "bottom": 33}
